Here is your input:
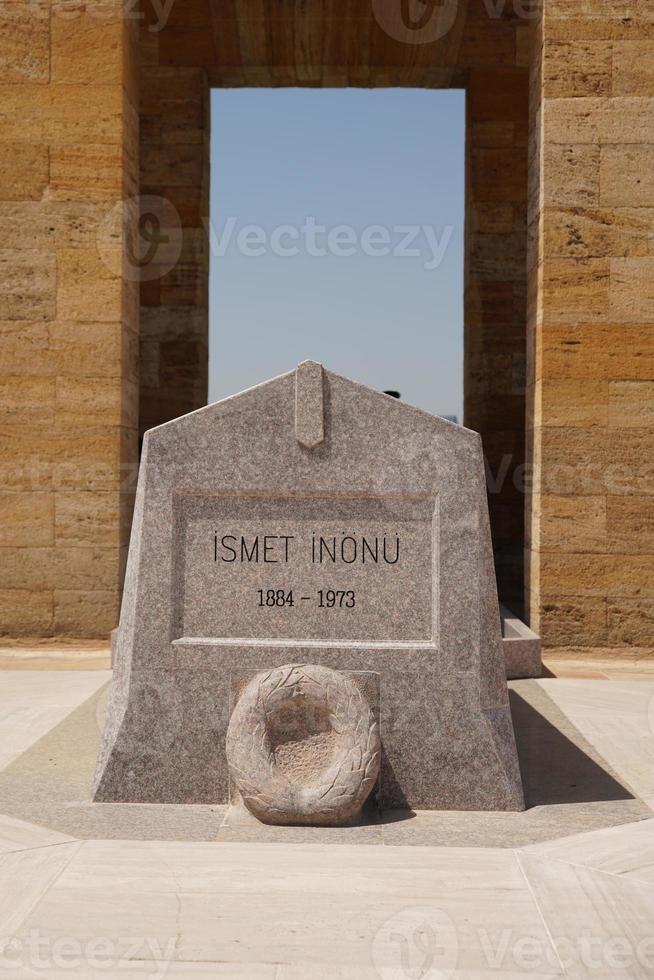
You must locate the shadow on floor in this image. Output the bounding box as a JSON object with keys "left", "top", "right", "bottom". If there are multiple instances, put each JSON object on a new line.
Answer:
{"left": 509, "top": 688, "right": 633, "bottom": 806}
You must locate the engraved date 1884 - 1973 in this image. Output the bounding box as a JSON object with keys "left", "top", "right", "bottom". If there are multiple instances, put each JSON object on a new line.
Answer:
{"left": 257, "top": 589, "right": 356, "bottom": 609}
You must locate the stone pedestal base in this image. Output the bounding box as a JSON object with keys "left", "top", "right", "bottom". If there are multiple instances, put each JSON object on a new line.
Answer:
{"left": 93, "top": 642, "right": 524, "bottom": 812}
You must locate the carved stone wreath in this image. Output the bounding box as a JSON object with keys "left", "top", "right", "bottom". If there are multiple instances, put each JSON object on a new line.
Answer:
{"left": 226, "top": 663, "right": 381, "bottom": 826}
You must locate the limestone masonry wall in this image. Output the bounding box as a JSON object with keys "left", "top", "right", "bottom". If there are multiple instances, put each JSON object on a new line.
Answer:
{"left": 138, "top": 6, "right": 210, "bottom": 435}
{"left": 526, "top": 1, "right": 654, "bottom": 651}
{"left": 464, "top": 2, "right": 530, "bottom": 615}
{"left": 0, "top": 0, "right": 139, "bottom": 636}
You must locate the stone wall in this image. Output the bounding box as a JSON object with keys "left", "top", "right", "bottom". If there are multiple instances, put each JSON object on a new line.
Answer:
{"left": 0, "top": 0, "right": 139, "bottom": 637}
{"left": 138, "top": 10, "right": 210, "bottom": 435}
{"left": 464, "top": 6, "right": 530, "bottom": 615}
{"left": 527, "top": 2, "right": 654, "bottom": 651}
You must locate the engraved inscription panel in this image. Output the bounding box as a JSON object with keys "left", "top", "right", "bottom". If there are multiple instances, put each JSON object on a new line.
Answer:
{"left": 175, "top": 494, "right": 436, "bottom": 643}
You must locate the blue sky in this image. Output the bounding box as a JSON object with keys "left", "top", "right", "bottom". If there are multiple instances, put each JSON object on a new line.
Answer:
{"left": 209, "top": 88, "right": 465, "bottom": 421}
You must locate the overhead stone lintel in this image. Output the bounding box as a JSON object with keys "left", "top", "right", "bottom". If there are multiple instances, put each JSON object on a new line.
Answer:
{"left": 295, "top": 360, "right": 325, "bottom": 449}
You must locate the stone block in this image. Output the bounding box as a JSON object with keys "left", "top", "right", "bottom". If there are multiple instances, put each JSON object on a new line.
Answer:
{"left": 606, "top": 496, "right": 654, "bottom": 554}
{"left": 539, "top": 379, "right": 608, "bottom": 428}
{"left": 56, "top": 247, "right": 123, "bottom": 322}
{"left": 539, "top": 427, "right": 654, "bottom": 496}
{"left": 0, "top": 492, "right": 53, "bottom": 547}
{"left": 0, "top": 425, "right": 127, "bottom": 493}
{"left": 458, "top": 23, "right": 515, "bottom": 69}
{"left": 471, "top": 203, "right": 516, "bottom": 235}
{"left": 0, "top": 322, "right": 51, "bottom": 376}
{"left": 609, "top": 381, "right": 654, "bottom": 428}
{"left": 50, "top": 0, "right": 123, "bottom": 84}
{"left": 469, "top": 120, "right": 516, "bottom": 149}
{"left": 540, "top": 553, "right": 654, "bottom": 599}
{"left": 0, "top": 377, "right": 55, "bottom": 427}
{"left": 500, "top": 606, "right": 541, "bottom": 679}
{"left": 541, "top": 258, "right": 610, "bottom": 324}
{"left": 612, "top": 41, "right": 654, "bottom": 94}
{"left": 0, "top": 589, "right": 53, "bottom": 636}
{"left": 471, "top": 149, "right": 527, "bottom": 204}
{"left": 0, "top": 545, "right": 121, "bottom": 591}
{"left": 0, "top": 1, "right": 49, "bottom": 83}
{"left": 158, "top": 186, "right": 205, "bottom": 227}
{"left": 140, "top": 143, "right": 205, "bottom": 187}
{"left": 539, "top": 323, "right": 654, "bottom": 382}
{"left": 539, "top": 595, "right": 608, "bottom": 648}
{"left": 0, "top": 251, "right": 55, "bottom": 321}
{"left": 610, "top": 258, "right": 654, "bottom": 322}
{"left": 49, "top": 321, "right": 138, "bottom": 382}
{"left": 0, "top": 143, "right": 48, "bottom": 201}
{"left": 543, "top": 41, "right": 612, "bottom": 98}
{"left": 546, "top": 2, "right": 654, "bottom": 41}
{"left": 0, "top": 85, "right": 46, "bottom": 141}
{"left": 468, "top": 68, "right": 529, "bottom": 123}
{"left": 55, "top": 377, "right": 131, "bottom": 430}
{"left": 44, "top": 85, "right": 124, "bottom": 145}
{"left": 542, "top": 144, "right": 600, "bottom": 208}
{"left": 54, "top": 491, "right": 127, "bottom": 548}
{"left": 94, "top": 364, "right": 524, "bottom": 813}
{"left": 0, "top": 202, "right": 113, "bottom": 251}
{"left": 158, "top": 26, "right": 217, "bottom": 70}
{"left": 543, "top": 207, "right": 654, "bottom": 259}
{"left": 538, "top": 495, "right": 606, "bottom": 554}
{"left": 54, "top": 589, "right": 119, "bottom": 637}
{"left": 544, "top": 98, "right": 654, "bottom": 145}
{"left": 600, "top": 146, "right": 654, "bottom": 207}
{"left": 607, "top": 599, "right": 654, "bottom": 646}
{"left": 49, "top": 144, "right": 124, "bottom": 202}
{"left": 470, "top": 231, "right": 526, "bottom": 279}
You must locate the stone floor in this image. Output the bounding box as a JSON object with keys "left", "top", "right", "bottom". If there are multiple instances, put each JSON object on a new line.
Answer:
{"left": 0, "top": 645, "right": 653, "bottom": 978}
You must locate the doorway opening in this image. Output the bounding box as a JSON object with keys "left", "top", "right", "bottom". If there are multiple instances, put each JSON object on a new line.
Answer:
{"left": 208, "top": 88, "right": 465, "bottom": 421}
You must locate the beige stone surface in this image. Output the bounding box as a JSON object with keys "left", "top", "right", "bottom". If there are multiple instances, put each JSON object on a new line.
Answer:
{"left": 527, "top": 10, "right": 654, "bottom": 653}
{"left": 539, "top": 379, "right": 608, "bottom": 427}
{"left": 49, "top": 144, "right": 125, "bottom": 202}
{"left": 0, "top": 250, "right": 56, "bottom": 321}
{"left": 543, "top": 206, "right": 654, "bottom": 259}
{"left": 50, "top": 1, "right": 124, "bottom": 84}
{"left": 607, "top": 599, "right": 654, "bottom": 647}
{"left": 0, "top": 1, "right": 49, "bottom": 84}
{"left": 541, "top": 258, "right": 611, "bottom": 323}
{"left": 612, "top": 39, "right": 654, "bottom": 94}
{"left": 0, "top": 591, "right": 53, "bottom": 637}
{"left": 538, "top": 323, "right": 654, "bottom": 382}
{"left": 610, "top": 257, "right": 654, "bottom": 321}
{"left": 0, "top": 143, "right": 48, "bottom": 201}
{"left": 56, "top": 247, "right": 123, "bottom": 323}
{"left": 542, "top": 144, "right": 600, "bottom": 207}
{"left": 543, "top": 40, "right": 612, "bottom": 98}
{"left": 544, "top": 97, "right": 654, "bottom": 145}
{"left": 54, "top": 589, "right": 120, "bottom": 637}
{"left": 54, "top": 491, "right": 127, "bottom": 548}
{"left": 600, "top": 146, "right": 654, "bottom": 207}
{"left": 0, "top": 492, "right": 54, "bottom": 547}
{"left": 539, "top": 596, "right": 609, "bottom": 649}
{"left": 0, "top": 0, "right": 138, "bottom": 638}
{"left": 540, "top": 554, "right": 654, "bottom": 600}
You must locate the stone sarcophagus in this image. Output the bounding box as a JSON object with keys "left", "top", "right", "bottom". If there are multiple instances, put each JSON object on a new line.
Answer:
{"left": 94, "top": 361, "right": 524, "bottom": 814}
